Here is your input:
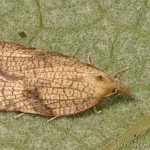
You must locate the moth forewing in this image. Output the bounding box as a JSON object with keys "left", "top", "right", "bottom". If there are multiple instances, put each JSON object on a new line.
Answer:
{"left": 0, "top": 41, "right": 130, "bottom": 117}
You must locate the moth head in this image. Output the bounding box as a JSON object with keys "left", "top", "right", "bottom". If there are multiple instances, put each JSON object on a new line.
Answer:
{"left": 103, "top": 67, "right": 130, "bottom": 97}
{"left": 96, "top": 75, "right": 130, "bottom": 97}
{"left": 83, "top": 71, "right": 130, "bottom": 98}
{"left": 95, "top": 74, "right": 130, "bottom": 97}
{"left": 111, "top": 79, "right": 130, "bottom": 95}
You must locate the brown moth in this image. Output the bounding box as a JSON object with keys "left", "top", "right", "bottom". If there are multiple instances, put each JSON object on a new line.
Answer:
{"left": 0, "top": 41, "right": 130, "bottom": 117}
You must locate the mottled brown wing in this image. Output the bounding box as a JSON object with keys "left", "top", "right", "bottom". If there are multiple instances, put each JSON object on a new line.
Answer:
{"left": 0, "top": 75, "right": 102, "bottom": 116}
{"left": 0, "top": 41, "right": 101, "bottom": 78}
{"left": 0, "top": 41, "right": 104, "bottom": 116}
{"left": 25, "top": 78, "right": 102, "bottom": 116}
{"left": 0, "top": 77, "right": 54, "bottom": 116}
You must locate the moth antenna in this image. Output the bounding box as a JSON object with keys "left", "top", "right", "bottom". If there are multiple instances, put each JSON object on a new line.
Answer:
{"left": 114, "top": 67, "right": 129, "bottom": 79}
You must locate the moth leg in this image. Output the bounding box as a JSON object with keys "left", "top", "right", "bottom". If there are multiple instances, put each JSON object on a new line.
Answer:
{"left": 15, "top": 113, "right": 25, "bottom": 119}
{"left": 47, "top": 116, "right": 58, "bottom": 123}
{"left": 114, "top": 67, "right": 129, "bottom": 79}
{"left": 93, "top": 106, "right": 102, "bottom": 114}
{"left": 87, "top": 52, "right": 92, "bottom": 64}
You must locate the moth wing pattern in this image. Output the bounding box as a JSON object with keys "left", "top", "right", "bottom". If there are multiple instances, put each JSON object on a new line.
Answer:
{"left": 0, "top": 41, "right": 129, "bottom": 117}
{"left": 32, "top": 78, "right": 102, "bottom": 116}
{"left": 0, "top": 41, "right": 101, "bottom": 77}
{"left": 0, "top": 41, "right": 105, "bottom": 116}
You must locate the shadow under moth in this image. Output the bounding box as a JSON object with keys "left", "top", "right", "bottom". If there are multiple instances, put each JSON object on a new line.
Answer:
{"left": 0, "top": 41, "right": 130, "bottom": 117}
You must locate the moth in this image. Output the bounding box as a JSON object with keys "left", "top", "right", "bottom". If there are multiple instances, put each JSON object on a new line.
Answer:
{"left": 0, "top": 41, "right": 130, "bottom": 117}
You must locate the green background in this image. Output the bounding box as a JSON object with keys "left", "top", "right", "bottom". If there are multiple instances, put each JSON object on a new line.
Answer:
{"left": 0, "top": 0, "right": 150, "bottom": 150}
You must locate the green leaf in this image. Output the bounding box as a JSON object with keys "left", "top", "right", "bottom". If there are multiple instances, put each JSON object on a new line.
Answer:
{"left": 0, "top": 0, "right": 150, "bottom": 150}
